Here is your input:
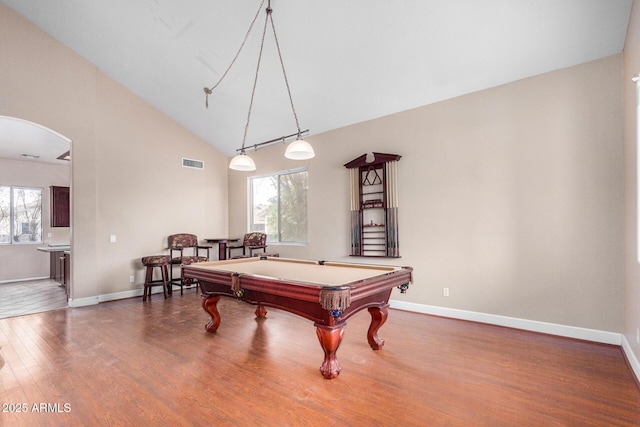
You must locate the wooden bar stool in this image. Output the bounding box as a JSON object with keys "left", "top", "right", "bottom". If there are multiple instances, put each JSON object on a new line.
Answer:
{"left": 141, "top": 255, "right": 170, "bottom": 301}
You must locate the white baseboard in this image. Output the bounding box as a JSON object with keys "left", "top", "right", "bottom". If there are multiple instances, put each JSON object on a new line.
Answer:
{"left": 389, "top": 300, "right": 621, "bottom": 345}
{"left": 68, "top": 295, "right": 100, "bottom": 308}
{"left": 98, "top": 288, "right": 144, "bottom": 303}
{"left": 69, "top": 287, "right": 165, "bottom": 307}
{"left": 0, "top": 276, "right": 49, "bottom": 284}
{"left": 390, "top": 300, "right": 640, "bottom": 385}
{"left": 621, "top": 334, "right": 640, "bottom": 384}
{"left": 72, "top": 293, "right": 623, "bottom": 345}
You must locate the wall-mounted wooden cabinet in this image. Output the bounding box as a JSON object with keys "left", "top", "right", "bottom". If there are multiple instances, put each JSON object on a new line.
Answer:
{"left": 50, "top": 186, "right": 70, "bottom": 227}
{"left": 344, "top": 153, "right": 402, "bottom": 257}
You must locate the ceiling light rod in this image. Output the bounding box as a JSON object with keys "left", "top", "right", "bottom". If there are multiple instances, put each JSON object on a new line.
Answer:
{"left": 234, "top": 129, "right": 309, "bottom": 153}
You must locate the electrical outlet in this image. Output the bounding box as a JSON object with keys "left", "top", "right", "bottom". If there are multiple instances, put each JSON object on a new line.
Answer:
{"left": 110, "top": 234, "right": 116, "bottom": 243}
{"left": 129, "top": 275, "right": 135, "bottom": 283}
{"left": 443, "top": 287, "right": 449, "bottom": 297}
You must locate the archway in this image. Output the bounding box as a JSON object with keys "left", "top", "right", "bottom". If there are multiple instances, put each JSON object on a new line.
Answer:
{"left": 0, "top": 115, "right": 72, "bottom": 318}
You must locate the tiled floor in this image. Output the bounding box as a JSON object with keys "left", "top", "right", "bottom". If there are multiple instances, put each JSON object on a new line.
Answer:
{"left": 0, "top": 279, "right": 68, "bottom": 319}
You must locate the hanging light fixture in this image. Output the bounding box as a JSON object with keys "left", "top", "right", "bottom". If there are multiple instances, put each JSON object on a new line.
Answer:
{"left": 228, "top": 149, "right": 257, "bottom": 171}
{"left": 285, "top": 135, "right": 315, "bottom": 160}
{"left": 204, "top": 0, "right": 314, "bottom": 171}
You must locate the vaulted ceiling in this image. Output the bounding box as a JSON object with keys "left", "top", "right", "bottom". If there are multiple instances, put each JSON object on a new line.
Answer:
{"left": 0, "top": 0, "right": 633, "bottom": 158}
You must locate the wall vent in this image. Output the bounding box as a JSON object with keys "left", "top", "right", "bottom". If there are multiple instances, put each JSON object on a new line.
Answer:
{"left": 182, "top": 157, "right": 204, "bottom": 170}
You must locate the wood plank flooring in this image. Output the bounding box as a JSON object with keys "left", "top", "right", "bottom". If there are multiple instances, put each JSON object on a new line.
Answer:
{"left": 0, "top": 289, "right": 639, "bottom": 426}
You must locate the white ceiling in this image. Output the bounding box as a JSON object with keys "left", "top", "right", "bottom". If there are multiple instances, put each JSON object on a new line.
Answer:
{"left": 0, "top": 0, "right": 633, "bottom": 158}
{"left": 0, "top": 116, "right": 70, "bottom": 165}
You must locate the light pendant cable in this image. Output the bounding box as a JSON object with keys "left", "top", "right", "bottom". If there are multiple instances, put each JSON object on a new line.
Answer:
{"left": 268, "top": 8, "right": 314, "bottom": 160}
{"left": 204, "top": 0, "right": 265, "bottom": 109}
{"left": 229, "top": 3, "right": 270, "bottom": 171}
{"left": 204, "top": 0, "right": 314, "bottom": 170}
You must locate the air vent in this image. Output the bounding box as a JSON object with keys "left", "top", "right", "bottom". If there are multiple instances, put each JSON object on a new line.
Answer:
{"left": 182, "top": 157, "right": 204, "bottom": 170}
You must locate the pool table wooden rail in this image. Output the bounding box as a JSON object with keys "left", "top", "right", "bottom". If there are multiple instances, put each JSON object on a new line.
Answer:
{"left": 182, "top": 258, "right": 413, "bottom": 379}
{"left": 185, "top": 264, "right": 410, "bottom": 319}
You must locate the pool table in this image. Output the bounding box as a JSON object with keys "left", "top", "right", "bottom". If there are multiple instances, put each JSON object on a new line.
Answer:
{"left": 182, "top": 256, "right": 413, "bottom": 379}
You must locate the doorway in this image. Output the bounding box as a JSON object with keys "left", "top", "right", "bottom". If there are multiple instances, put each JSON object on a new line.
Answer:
{"left": 0, "top": 116, "right": 72, "bottom": 318}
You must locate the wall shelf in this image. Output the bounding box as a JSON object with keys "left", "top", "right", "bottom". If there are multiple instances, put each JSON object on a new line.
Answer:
{"left": 344, "top": 153, "right": 402, "bottom": 257}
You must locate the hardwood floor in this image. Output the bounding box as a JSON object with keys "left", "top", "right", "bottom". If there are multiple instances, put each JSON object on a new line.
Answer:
{"left": 1, "top": 290, "right": 639, "bottom": 426}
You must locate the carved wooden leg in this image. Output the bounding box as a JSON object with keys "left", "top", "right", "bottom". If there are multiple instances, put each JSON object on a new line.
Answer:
{"left": 367, "top": 305, "right": 389, "bottom": 350}
{"left": 201, "top": 295, "right": 221, "bottom": 332}
{"left": 143, "top": 266, "right": 153, "bottom": 301}
{"left": 315, "top": 324, "right": 345, "bottom": 379}
{"left": 255, "top": 305, "right": 267, "bottom": 318}
{"left": 161, "top": 265, "right": 168, "bottom": 299}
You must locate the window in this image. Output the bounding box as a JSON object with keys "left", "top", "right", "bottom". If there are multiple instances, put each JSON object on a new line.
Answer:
{"left": 0, "top": 186, "right": 43, "bottom": 244}
{"left": 249, "top": 168, "right": 308, "bottom": 244}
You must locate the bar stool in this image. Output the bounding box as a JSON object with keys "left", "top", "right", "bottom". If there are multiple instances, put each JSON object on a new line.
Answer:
{"left": 141, "top": 255, "right": 170, "bottom": 301}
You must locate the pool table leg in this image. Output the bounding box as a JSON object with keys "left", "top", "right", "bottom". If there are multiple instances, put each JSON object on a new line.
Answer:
{"left": 202, "top": 295, "right": 221, "bottom": 332}
{"left": 255, "top": 305, "right": 267, "bottom": 318}
{"left": 367, "top": 305, "right": 389, "bottom": 350}
{"left": 315, "top": 324, "right": 345, "bottom": 379}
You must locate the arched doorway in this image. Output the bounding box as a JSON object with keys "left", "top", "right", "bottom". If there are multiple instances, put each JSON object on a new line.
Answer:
{"left": 0, "top": 115, "right": 72, "bottom": 318}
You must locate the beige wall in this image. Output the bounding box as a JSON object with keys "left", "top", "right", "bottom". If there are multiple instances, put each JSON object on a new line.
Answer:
{"left": 0, "top": 4, "right": 229, "bottom": 299}
{"left": 624, "top": 0, "right": 640, "bottom": 371}
{"left": 0, "top": 2, "right": 629, "bottom": 338}
{"left": 0, "top": 158, "right": 70, "bottom": 281}
{"left": 230, "top": 54, "right": 624, "bottom": 332}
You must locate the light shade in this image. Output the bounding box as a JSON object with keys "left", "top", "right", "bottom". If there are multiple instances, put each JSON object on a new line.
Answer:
{"left": 229, "top": 153, "right": 256, "bottom": 171}
{"left": 284, "top": 138, "right": 315, "bottom": 160}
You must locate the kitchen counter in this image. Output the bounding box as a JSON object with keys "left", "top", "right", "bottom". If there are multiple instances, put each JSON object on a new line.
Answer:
{"left": 36, "top": 246, "right": 71, "bottom": 253}
{"left": 37, "top": 244, "right": 71, "bottom": 285}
